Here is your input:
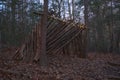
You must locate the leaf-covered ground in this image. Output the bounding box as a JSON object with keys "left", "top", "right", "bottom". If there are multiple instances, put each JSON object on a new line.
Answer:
{"left": 0, "top": 48, "right": 120, "bottom": 80}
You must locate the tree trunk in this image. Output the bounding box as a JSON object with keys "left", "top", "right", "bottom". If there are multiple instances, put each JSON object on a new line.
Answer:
{"left": 62, "top": 1, "right": 66, "bottom": 19}
{"left": 68, "top": 0, "right": 72, "bottom": 19}
{"left": 109, "top": 0, "right": 114, "bottom": 53}
{"left": 82, "top": 0, "right": 89, "bottom": 58}
{"left": 57, "top": 0, "right": 62, "bottom": 18}
{"left": 96, "top": 5, "right": 105, "bottom": 52}
{"left": 11, "top": 0, "right": 16, "bottom": 45}
{"left": 72, "top": 0, "right": 75, "bottom": 20}
{"left": 39, "top": 0, "right": 48, "bottom": 66}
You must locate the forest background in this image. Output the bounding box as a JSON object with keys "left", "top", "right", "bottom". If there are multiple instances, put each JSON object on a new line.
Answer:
{"left": 0, "top": 0, "right": 120, "bottom": 53}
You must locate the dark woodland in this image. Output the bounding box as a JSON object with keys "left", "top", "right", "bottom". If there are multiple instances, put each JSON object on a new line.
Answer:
{"left": 0, "top": 0, "right": 120, "bottom": 80}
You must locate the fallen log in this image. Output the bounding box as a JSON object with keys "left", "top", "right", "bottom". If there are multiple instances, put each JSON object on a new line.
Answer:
{"left": 107, "top": 61, "right": 120, "bottom": 67}
{"left": 106, "top": 75, "right": 120, "bottom": 80}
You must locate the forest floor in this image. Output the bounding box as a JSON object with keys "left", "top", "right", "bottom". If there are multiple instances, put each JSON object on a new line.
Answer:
{"left": 0, "top": 48, "right": 120, "bottom": 80}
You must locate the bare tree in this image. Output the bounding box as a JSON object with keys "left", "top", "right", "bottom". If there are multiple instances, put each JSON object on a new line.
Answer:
{"left": 109, "top": 0, "right": 114, "bottom": 53}
{"left": 72, "top": 0, "right": 75, "bottom": 20}
{"left": 62, "top": 0, "right": 66, "bottom": 19}
{"left": 81, "top": 0, "right": 89, "bottom": 58}
{"left": 68, "top": 0, "right": 72, "bottom": 19}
